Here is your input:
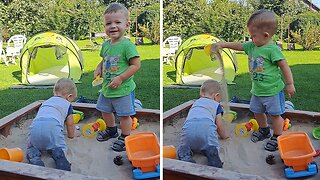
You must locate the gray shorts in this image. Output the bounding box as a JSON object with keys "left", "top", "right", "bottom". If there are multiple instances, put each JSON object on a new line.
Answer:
{"left": 96, "top": 91, "right": 136, "bottom": 116}
{"left": 250, "top": 91, "right": 285, "bottom": 115}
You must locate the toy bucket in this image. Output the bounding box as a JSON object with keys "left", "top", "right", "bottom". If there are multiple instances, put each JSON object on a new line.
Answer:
{"left": 278, "top": 132, "right": 315, "bottom": 171}
{"left": 125, "top": 132, "right": 160, "bottom": 172}
{"left": 0, "top": 148, "right": 24, "bottom": 162}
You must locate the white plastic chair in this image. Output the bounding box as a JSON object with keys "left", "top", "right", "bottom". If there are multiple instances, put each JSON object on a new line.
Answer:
{"left": 163, "top": 36, "right": 182, "bottom": 65}
{"left": 0, "top": 40, "right": 7, "bottom": 65}
{"left": 6, "top": 35, "right": 27, "bottom": 65}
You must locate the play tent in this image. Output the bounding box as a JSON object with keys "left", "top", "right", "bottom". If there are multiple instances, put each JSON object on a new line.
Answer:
{"left": 20, "top": 32, "right": 84, "bottom": 85}
{"left": 175, "top": 34, "right": 238, "bottom": 85}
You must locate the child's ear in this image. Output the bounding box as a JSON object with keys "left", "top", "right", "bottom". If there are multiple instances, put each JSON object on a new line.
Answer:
{"left": 126, "top": 21, "right": 130, "bottom": 29}
{"left": 214, "top": 93, "right": 220, "bottom": 100}
{"left": 264, "top": 32, "right": 270, "bottom": 38}
{"left": 67, "top": 94, "right": 73, "bottom": 101}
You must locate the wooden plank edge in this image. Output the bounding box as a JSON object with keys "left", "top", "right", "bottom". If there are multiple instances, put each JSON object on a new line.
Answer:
{"left": 0, "top": 160, "right": 106, "bottom": 180}
{"left": 72, "top": 102, "right": 160, "bottom": 114}
{"left": 163, "top": 100, "right": 194, "bottom": 121}
{"left": 163, "top": 102, "right": 320, "bottom": 179}
{"left": 163, "top": 158, "right": 276, "bottom": 180}
{"left": 164, "top": 101, "right": 320, "bottom": 122}
{"left": 0, "top": 101, "right": 42, "bottom": 129}
{"left": 0, "top": 101, "right": 159, "bottom": 127}
{"left": 0, "top": 101, "right": 160, "bottom": 179}
{"left": 71, "top": 102, "right": 160, "bottom": 120}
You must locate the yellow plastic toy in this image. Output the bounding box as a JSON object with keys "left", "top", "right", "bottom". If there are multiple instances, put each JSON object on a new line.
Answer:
{"left": 228, "top": 110, "right": 237, "bottom": 122}
{"left": 204, "top": 44, "right": 220, "bottom": 61}
{"left": 73, "top": 109, "right": 84, "bottom": 124}
{"left": 235, "top": 119, "right": 259, "bottom": 137}
{"left": 204, "top": 44, "right": 212, "bottom": 56}
{"left": 92, "top": 76, "right": 103, "bottom": 87}
{"left": 82, "top": 119, "right": 106, "bottom": 138}
{"left": 131, "top": 117, "right": 139, "bottom": 130}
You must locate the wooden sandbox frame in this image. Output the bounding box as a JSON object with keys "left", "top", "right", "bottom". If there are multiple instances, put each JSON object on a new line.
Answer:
{"left": 163, "top": 100, "right": 320, "bottom": 180}
{"left": 0, "top": 101, "right": 160, "bottom": 180}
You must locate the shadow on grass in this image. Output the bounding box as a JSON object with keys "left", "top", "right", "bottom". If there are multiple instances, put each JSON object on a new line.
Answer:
{"left": 80, "top": 42, "right": 157, "bottom": 52}
{"left": 166, "top": 71, "right": 176, "bottom": 82}
{"left": 12, "top": 70, "right": 22, "bottom": 82}
{"left": 81, "top": 48, "right": 100, "bottom": 52}
{"left": 282, "top": 49, "right": 319, "bottom": 52}
{"left": 136, "top": 42, "right": 154, "bottom": 46}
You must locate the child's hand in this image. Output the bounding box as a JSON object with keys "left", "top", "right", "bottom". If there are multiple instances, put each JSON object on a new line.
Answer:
{"left": 210, "top": 44, "right": 220, "bottom": 54}
{"left": 109, "top": 76, "right": 123, "bottom": 89}
{"left": 286, "top": 84, "right": 296, "bottom": 98}
{"left": 94, "top": 68, "right": 102, "bottom": 79}
{"left": 210, "top": 42, "right": 225, "bottom": 54}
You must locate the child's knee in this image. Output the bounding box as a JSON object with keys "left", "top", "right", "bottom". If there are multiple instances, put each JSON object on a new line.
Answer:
{"left": 204, "top": 146, "right": 223, "bottom": 168}
{"left": 178, "top": 145, "right": 192, "bottom": 155}
{"left": 270, "top": 115, "right": 283, "bottom": 122}
{"left": 119, "top": 116, "right": 131, "bottom": 120}
{"left": 50, "top": 148, "right": 71, "bottom": 171}
{"left": 27, "top": 147, "right": 41, "bottom": 159}
{"left": 27, "top": 147, "right": 45, "bottom": 167}
{"left": 177, "top": 145, "right": 195, "bottom": 163}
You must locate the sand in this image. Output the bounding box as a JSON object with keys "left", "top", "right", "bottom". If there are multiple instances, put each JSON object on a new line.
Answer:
{"left": 164, "top": 116, "right": 320, "bottom": 179}
{"left": 0, "top": 116, "right": 160, "bottom": 180}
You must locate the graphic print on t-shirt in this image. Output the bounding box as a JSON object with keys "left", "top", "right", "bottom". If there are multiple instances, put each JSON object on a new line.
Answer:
{"left": 103, "top": 55, "right": 120, "bottom": 82}
{"left": 249, "top": 56, "right": 265, "bottom": 82}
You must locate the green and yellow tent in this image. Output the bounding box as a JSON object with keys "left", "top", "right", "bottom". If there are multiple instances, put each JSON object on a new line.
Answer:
{"left": 175, "top": 34, "right": 238, "bottom": 85}
{"left": 20, "top": 32, "right": 84, "bottom": 85}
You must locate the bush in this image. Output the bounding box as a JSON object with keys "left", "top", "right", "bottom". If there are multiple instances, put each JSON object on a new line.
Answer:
{"left": 291, "top": 23, "right": 320, "bottom": 50}
{"left": 290, "top": 11, "right": 320, "bottom": 32}
{"left": 1, "top": 28, "right": 10, "bottom": 41}
{"left": 139, "top": 14, "right": 160, "bottom": 44}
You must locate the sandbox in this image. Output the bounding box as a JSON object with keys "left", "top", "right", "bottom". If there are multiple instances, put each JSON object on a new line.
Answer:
{"left": 0, "top": 101, "right": 160, "bottom": 180}
{"left": 163, "top": 100, "right": 320, "bottom": 180}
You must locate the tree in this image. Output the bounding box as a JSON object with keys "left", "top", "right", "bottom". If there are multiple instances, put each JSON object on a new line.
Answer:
{"left": 163, "top": 0, "right": 208, "bottom": 40}
{"left": 98, "top": 0, "right": 135, "bottom": 9}
{"left": 136, "top": 0, "right": 160, "bottom": 44}
{"left": 139, "top": 13, "right": 160, "bottom": 44}
{"left": 246, "top": 0, "right": 307, "bottom": 41}
{"left": 206, "top": 0, "right": 250, "bottom": 41}
{"left": 4, "top": 0, "right": 49, "bottom": 37}
{"left": 0, "top": 0, "right": 155, "bottom": 40}
{"left": 291, "top": 22, "right": 320, "bottom": 50}
{"left": 38, "top": 0, "right": 105, "bottom": 39}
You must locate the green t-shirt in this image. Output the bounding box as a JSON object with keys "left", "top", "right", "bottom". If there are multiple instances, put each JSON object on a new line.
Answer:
{"left": 242, "top": 41, "right": 285, "bottom": 96}
{"left": 99, "top": 38, "right": 139, "bottom": 98}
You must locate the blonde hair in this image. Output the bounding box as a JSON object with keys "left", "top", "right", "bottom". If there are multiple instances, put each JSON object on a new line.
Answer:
{"left": 200, "top": 80, "right": 221, "bottom": 97}
{"left": 54, "top": 78, "right": 77, "bottom": 97}
{"left": 247, "top": 9, "right": 278, "bottom": 36}
{"left": 104, "top": 2, "right": 128, "bottom": 20}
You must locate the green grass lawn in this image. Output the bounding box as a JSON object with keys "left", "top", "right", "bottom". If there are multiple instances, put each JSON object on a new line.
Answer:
{"left": 163, "top": 50, "right": 320, "bottom": 112}
{"left": 0, "top": 39, "right": 159, "bottom": 119}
